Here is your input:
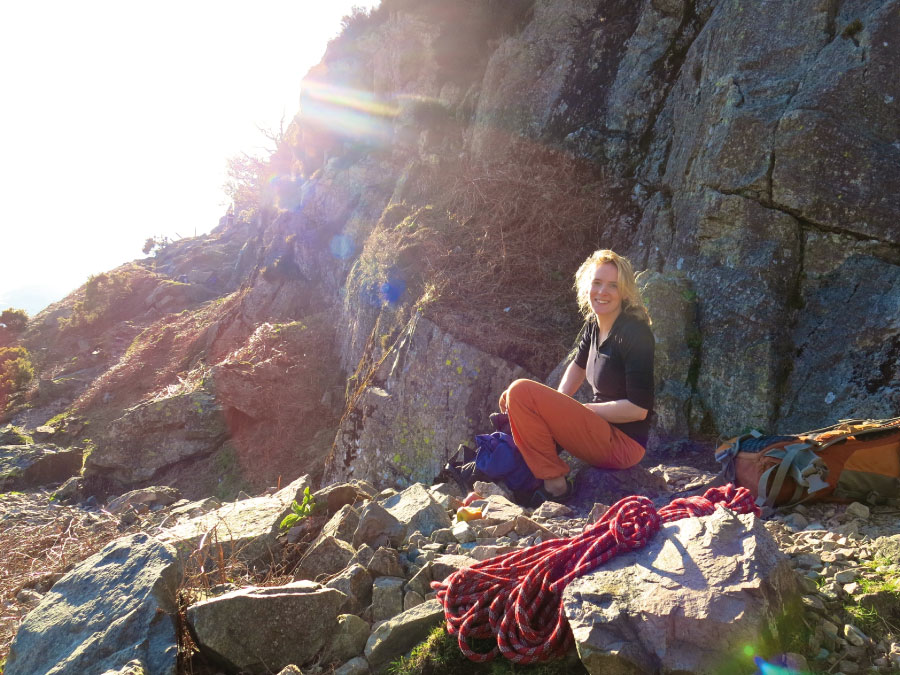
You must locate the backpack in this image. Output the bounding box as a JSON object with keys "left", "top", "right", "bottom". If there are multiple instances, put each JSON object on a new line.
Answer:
{"left": 714, "top": 417, "right": 900, "bottom": 509}
{"left": 474, "top": 432, "right": 542, "bottom": 493}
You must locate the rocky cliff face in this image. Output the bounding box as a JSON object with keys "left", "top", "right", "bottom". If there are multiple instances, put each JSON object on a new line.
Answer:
{"left": 4, "top": 0, "right": 898, "bottom": 497}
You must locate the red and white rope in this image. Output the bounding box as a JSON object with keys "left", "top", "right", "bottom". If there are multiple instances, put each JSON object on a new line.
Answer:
{"left": 432, "top": 484, "right": 760, "bottom": 663}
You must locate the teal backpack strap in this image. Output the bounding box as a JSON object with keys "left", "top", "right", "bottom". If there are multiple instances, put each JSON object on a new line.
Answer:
{"left": 757, "top": 442, "right": 813, "bottom": 509}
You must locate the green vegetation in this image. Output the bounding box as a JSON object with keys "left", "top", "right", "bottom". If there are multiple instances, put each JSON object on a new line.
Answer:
{"left": 0, "top": 308, "right": 28, "bottom": 334}
{"left": 0, "top": 424, "right": 33, "bottom": 445}
{"left": 45, "top": 410, "right": 74, "bottom": 428}
{"left": 58, "top": 266, "right": 149, "bottom": 334}
{"left": 840, "top": 555, "right": 900, "bottom": 640}
{"left": 0, "top": 347, "right": 33, "bottom": 414}
{"left": 142, "top": 235, "right": 172, "bottom": 255}
{"left": 856, "top": 557, "right": 900, "bottom": 595}
{"left": 279, "top": 487, "right": 319, "bottom": 530}
{"left": 387, "top": 626, "right": 586, "bottom": 675}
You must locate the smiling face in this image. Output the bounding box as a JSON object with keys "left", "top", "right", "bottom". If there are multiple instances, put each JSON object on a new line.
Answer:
{"left": 589, "top": 262, "right": 622, "bottom": 320}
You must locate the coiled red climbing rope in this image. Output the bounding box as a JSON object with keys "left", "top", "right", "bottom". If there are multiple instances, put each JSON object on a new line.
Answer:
{"left": 431, "top": 483, "right": 760, "bottom": 664}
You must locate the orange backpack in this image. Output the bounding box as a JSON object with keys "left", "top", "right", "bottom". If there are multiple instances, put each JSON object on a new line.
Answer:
{"left": 714, "top": 417, "right": 900, "bottom": 509}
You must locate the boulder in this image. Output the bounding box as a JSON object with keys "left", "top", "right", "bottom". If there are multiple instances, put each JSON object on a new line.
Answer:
{"left": 372, "top": 576, "right": 406, "bottom": 622}
{"left": 84, "top": 388, "right": 227, "bottom": 485}
{"left": 314, "top": 482, "right": 368, "bottom": 514}
{"left": 325, "top": 314, "right": 531, "bottom": 488}
{"left": 326, "top": 564, "right": 374, "bottom": 615}
{"left": 367, "top": 546, "right": 405, "bottom": 578}
{"left": 335, "top": 657, "right": 371, "bottom": 675}
{"left": 186, "top": 581, "right": 346, "bottom": 674}
{"left": 320, "top": 503, "right": 361, "bottom": 543}
{"left": 406, "top": 554, "right": 477, "bottom": 597}
{"left": 0, "top": 424, "right": 32, "bottom": 445}
{"left": 5, "top": 533, "right": 181, "bottom": 675}
{"left": 478, "top": 494, "right": 526, "bottom": 524}
{"left": 352, "top": 500, "right": 405, "bottom": 549}
{"left": 106, "top": 486, "right": 183, "bottom": 514}
{"left": 321, "top": 614, "right": 371, "bottom": 664}
{"left": 365, "top": 598, "right": 445, "bottom": 672}
{"left": 297, "top": 535, "right": 356, "bottom": 580}
{"left": 472, "top": 480, "right": 514, "bottom": 501}
{"left": 563, "top": 508, "right": 800, "bottom": 674}
{"left": 569, "top": 465, "right": 669, "bottom": 513}
{"left": 159, "top": 475, "right": 310, "bottom": 567}
{"left": 0, "top": 443, "right": 82, "bottom": 490}
{"left": 380, "top": 482, "right": 453, "bottom": 539}
{"left": 872, "top": 534, "right": 900, "bottom": 563}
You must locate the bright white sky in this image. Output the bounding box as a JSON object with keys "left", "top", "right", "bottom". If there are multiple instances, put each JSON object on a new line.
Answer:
{"left": 0, "top": 0, "right": 380, "bottom": 316}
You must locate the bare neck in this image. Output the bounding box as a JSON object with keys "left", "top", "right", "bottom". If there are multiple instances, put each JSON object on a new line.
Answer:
{"left": 595, "top": 310, "right": 621, "bottom": 341}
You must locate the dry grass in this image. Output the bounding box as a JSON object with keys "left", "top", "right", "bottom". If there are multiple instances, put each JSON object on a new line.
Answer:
{"left": 360, "top": 145, "right": 637, "bottom": 375}
{"left": 73, "top": 291, "right": 243, "bottom": 416}
{"left": 0, "top": 491, "right": 126, "bottom": 667}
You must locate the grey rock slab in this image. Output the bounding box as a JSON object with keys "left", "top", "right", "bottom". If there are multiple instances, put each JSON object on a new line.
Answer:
{"left": 326, "top": 563, "right": 373, "bottom": 615}
{"left": 570, "top": 465, "right": 668, "bottom": 513}
{"left": 85, "top": 389, "right": 227, "bottom": 485}
{"left": 314, "top": 482, "right": 368, "bottom": 514}
{"left": 478, "top": 495, "right": 525, "bottom": 524}
{"left": 430, "top": 554, "right": 477, "bottom": 583}
{"left": 365, "top": 598, "right": 445, "bottom": 672}
{"left": 322, "top": 613, "right": 371, "bottom": 664}
{"left": 106, "top": 486, "right": 183, "bottom": 514}
{"left": 372, "top": 576, "right": 405, "bottom": 622}
{"left": 186, "top": 580, "right": 346, "bottom": 674}
{"left": 325, "top": 314, "right": 531, "bottom": 488}
{"left": 5, "top": 533, "right": 181, "bottom": 675}
{"left": 404, "top": 590, "right": 425, "bottom": 610}
{"left": 564, "top": 508, "right": 799, "bottom": 674}
{"left": 334, "top": 656, "right": 370, "bottom": 675}
{"left": 0, "top": 443, "right": 82, "bottom": 490}
{"left": 319, "top": 504, "right": 361, "bottom": 543}
{"left": 380, "top": 482, "right": 453, "bottom": 539}
{"left": 158, "top": 475, "right": 310, "bottom": 567}
{"left": 873, "top": 534, "right": 900, "bottom": 562}
{"left": 367, "top": 546, "right": 405, "bottom": 578}
{"left": 298, "top": 535, "right": 356, "bottom": 580}
{"left": 352, "top": 500, "right": 405, "bottom": 549}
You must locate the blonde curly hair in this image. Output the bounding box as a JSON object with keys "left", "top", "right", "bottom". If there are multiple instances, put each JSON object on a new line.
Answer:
{"left": 574, "top": 249, "right": 650, "bottom": 325}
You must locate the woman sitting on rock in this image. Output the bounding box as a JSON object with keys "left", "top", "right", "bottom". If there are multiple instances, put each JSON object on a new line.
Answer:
{"left": 498, "top": 249, "right": 655, "bottom": 500}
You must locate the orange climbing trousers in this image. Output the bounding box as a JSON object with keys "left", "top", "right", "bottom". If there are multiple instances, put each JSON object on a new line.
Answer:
{"left": 502, "top": 378, "right": 645, "bottom": 479}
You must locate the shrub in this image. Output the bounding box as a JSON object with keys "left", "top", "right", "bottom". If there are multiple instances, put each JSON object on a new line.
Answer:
{"left": 0, "top": 309, "right": 28, "bottom": 334}
{"left": 59, "top": 266, "right": 150, "bottom": 334}
{"left": 142, "top": 236, "right": 171, "bottom": 256}
{"left": 0, "top": 346, "right": 34, "bottom": 413}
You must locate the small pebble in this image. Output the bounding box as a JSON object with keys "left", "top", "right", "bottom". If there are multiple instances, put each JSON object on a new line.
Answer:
{"left": 845, "top": 502, "right": 870, "bottom": 520}
{"left": 833, "top": 569, "right": 857, "bottom": 584}
{"left": 801, "top": 595, "right": 826, "bottom": 611}
{"left": 843, "top": 624, "right": 868, "bottom": 647}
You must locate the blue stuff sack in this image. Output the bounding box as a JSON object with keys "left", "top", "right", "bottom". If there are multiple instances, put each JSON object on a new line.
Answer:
{"left": 474, "top": 432, "right": 541, "bottom": 492}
